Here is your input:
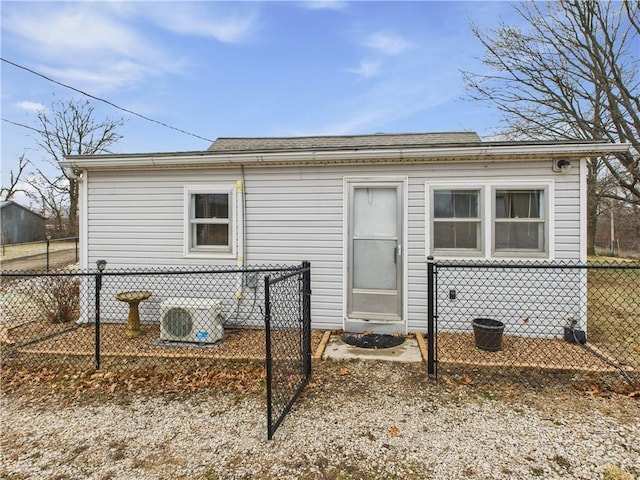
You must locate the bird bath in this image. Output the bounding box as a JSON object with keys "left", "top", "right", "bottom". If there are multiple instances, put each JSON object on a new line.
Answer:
{"left": 115, "top": 290, "right": 152, "bottom": 338}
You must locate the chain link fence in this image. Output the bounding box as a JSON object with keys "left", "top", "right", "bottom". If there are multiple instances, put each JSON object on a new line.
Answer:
{"left": 1, "top": 237, "right": 79, "bottom": 271}
{"left": 1, "top": 263, "right": 320, "bottom": 374}
{"left": 428, "top": 260, "right": 640, "bottom": 387}
{"left": 265, "top": 262, "right": 312, "bottom": 439}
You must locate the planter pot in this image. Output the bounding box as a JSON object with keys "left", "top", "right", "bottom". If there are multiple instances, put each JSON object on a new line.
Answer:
{"left": 472, "top": 318, "right": 505, "bottom": 352}
{"left": 563, "top": 326, "right": 586, "bottom": 344}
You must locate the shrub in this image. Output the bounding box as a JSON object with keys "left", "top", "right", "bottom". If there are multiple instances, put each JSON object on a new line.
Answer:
{"left": 29, "top": 276, "right": 80, "bottom": 323}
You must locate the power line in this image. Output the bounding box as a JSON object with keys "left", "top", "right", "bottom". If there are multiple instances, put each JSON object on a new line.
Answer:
{"left": 2, "top": 117, "right": 117, "bottom": 154}
{"left": 1, "top": 117, "right": 44, "bottom": 134}
{"left": 1, "top": 57, "right": 215, "bottom": 143}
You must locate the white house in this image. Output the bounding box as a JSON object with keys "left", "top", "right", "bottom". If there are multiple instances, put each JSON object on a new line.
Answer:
{"left": 61, "top": 132, "right": 629, "bottom": 336}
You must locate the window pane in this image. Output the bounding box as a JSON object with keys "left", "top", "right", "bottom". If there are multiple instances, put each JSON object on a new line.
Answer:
{"left": 434, "top": 191, "right": 454, "bottom": 218}
{"left": 195, "top": 194, "right": 228, "bottom": 219}
{"left": 195, "top": 224, "right": 229, "bottom": 247}
{"left": 434, "top": 222, "right": 479, "bottom": 249}
{"left": 353, "top": 239, "right": 396, "bottom": 289}
{"left": 496, "top": 190, "right": 542, "bottom": 219}
{"left": 495, "top": 222, "right": 543, "bottom": 250}
{"left": 434, "top": 190, "right": 478, "bottom": 218}
{"left": 454, "top": 192, "right": 478, "bottom": 218}
{"left": 353, "top": 187, "right": 397, "bottom": 237}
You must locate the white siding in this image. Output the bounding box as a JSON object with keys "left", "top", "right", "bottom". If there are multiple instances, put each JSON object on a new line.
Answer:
{"left": 434, "top": 267, "right": 586, "bottom": 339}
{"left": 84, "top": 158, "right": 582, "bottom": 332}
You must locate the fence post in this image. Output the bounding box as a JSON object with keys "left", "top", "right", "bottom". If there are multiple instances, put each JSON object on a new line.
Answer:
{"left": 264, "top": 274, "right": 274, "bottom": 440}
{"left": 94, "top": 260, "right": 107, "bottom": 370}
{"left": 427, "top": 256, "right": 436, "bottom": 379}
{"left": 302, "top": 261, "right": 312, "bottom": 377}
{"left": 46, "top": 236, "right": 51, "bottom": 271}
{"left": 75, "top": 237, "right": 79, "bottom": 262}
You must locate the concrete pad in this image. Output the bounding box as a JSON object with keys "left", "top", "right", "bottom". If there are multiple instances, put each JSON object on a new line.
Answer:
{"left": 322, "top": 334, "right": 423, "bottom": 363}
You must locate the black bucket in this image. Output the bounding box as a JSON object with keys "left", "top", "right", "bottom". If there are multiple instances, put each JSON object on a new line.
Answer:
{"left": 563, "top": 326, "right": 587, "bottom": 344}
{"left": 472, "top": 318, "right": 505, "bottom": 351}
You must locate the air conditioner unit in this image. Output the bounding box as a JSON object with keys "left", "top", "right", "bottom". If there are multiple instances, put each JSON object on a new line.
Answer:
{"left": 160, "top": 298, "right": 224, "bottom": 344}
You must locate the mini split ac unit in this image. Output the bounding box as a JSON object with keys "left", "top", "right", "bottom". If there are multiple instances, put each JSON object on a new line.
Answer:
{"left": 160, "top": 298, "right": 224, "bottom": 344}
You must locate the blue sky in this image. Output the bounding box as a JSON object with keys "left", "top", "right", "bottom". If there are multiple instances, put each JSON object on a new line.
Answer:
{"left": 1, "top": 1, "right": 520, "bottom": 189}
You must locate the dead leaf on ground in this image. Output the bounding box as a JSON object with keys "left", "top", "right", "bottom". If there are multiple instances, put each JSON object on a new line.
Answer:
{"left": 462, "top": 372, "right": 474, "bottom": 385}
{"left": 338, "top": 368, "right": 350, "bottom": 376}
{"left": 585, "top": 385, "right": 603, "bottom": 396}
{"left": 389, "top": 423, "right": 400, "bottom": 437}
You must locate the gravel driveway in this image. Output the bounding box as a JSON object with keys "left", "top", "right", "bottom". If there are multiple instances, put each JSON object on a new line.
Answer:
{"left": 1, "top": 361, "right": 638, "bottom": 480}
{"left": 1, "top": 249, "right": 77, "bottom": 273}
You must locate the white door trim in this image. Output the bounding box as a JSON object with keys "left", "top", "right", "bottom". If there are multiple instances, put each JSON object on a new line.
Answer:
{"left": 342, "top": 176, "right": 408, "bottom": 334}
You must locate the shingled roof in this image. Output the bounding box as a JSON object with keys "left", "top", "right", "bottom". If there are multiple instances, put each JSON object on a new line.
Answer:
{"left": 208, "top": 131, "right": 481, "bottom": 152}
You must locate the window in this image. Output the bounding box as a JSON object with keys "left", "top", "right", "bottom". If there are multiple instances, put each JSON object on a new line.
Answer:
{"left": 432, "top": 189, "right": 482, "bottom": 253}
{"left": 494, "top": 189, "right": 545, "bottom": 253}
{"left": 185, "top": 186, "right": 236, "bottom": 257}
{"left": 427, "top": 181, "right": 553, "bottom": 259}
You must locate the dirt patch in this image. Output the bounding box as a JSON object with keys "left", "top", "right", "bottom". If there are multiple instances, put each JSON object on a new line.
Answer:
{"left": 437, "top": 331, "right": 631, "bottom": 372}
{"left": 3, "top": 320, "right": 324, "bottom": 370}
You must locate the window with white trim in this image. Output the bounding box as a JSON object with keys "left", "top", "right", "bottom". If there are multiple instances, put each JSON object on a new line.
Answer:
{"left": 185, "top": 185, "right": 236, "bottom": 257}
{"left": 432, "top": 189, "right": 482, "bottom": 253}
{"left": 494, "top": 188, "right": 546, "bottom": 254}
{"left": 427, "top": 181, "right": 553, "bottom": 259}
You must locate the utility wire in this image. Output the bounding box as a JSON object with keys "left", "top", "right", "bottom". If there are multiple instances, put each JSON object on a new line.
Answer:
{"left": 1, "top": 117, "right": 44, "bottom": 134}
{"left": 2, "top": 118, "right": 117, "bottom": 154}
{"left": 1, "top": 57, "right": 215, "bottom": 143}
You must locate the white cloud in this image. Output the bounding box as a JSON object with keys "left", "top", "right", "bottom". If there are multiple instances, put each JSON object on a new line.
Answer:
{"left": 4, "top": 5, "right": 146, "bottom": 60}
{"left": 312, "top": 56, "right": 464, "bottom": 136}
{"left": 1, "top": 3, "right": 190, "bottom": 93}
{"left": 348, "top": 60, "right": 381, "bottom": 79}
{"left": 363, "top": 33, "right": 412, "bottom": 55}
{"left": 16, "top": 101, "right": 44, "bottom": 112}
{"left": 138, "top": 3, "right": 258, "bottom": 43}
{"left": 39, "top": 60, "right": 153, "bottom": 93}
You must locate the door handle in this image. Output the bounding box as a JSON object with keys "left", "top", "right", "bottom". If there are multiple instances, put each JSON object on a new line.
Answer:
{"left": 393, "top": 245, "right": 401, "bottom": 264}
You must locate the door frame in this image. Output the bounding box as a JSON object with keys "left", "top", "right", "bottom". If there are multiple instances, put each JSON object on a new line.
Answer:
{"left": 342, "top": 176, "right": 408, "bottom": 334}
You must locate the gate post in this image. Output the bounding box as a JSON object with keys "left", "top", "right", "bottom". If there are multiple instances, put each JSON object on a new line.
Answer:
{"left": 94, "top": 260, "right": 107, "bottom": 370}
{"left": 427, "top": 256, "right": 436, "bottom": 379}
{"left": 302, "top": 261, "right": 312, "bottom": 377}
{"left": 264, "top": 275, "right": 274, "bottom": 440}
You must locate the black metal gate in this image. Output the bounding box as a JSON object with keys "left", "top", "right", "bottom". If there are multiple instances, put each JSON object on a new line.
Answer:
{"left": 264, "top": 261, "right": 312, "bottom": 439}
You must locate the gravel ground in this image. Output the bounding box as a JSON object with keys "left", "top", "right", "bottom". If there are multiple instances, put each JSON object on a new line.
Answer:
{"left": 1, "top": 361, "right": 639, "bottom": 480}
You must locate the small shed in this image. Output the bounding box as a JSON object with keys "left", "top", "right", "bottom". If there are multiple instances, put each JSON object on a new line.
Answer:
{"left": 0, "top": 201, "right": 46, "bottom": 244}
{"left": 61, "top": 132, "right": 629, "bottom": 336}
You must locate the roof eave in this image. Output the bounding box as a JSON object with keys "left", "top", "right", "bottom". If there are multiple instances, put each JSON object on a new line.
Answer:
{"left": 60, "top": 142, "right": 632, "bottom": 170}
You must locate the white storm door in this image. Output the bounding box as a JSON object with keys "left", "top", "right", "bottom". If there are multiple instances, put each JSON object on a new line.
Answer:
{"left": 347, "top": 182, "right": 403, "bottom": 322}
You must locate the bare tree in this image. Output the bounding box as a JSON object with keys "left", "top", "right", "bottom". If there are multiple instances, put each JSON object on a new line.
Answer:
{"left": 1, "top": 154, "right": 31, "bottom": 201}
{"left": 463, "top": 0, "right": 640, "bottom": 254}
{"left": 25, "top": 173, "right": 69, "bottom": 236}
{"left": 32, "top": 98, "right": 124, "bottom": 234}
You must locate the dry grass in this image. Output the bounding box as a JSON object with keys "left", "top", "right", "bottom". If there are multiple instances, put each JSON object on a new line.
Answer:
{"left": 587, "top": 267, "right": 640, "bottom": 369}
{"left": 1, "top": 239, "right": 76, "bottom": 261}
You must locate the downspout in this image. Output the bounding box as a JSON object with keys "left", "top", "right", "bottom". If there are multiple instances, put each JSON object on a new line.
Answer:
{"left": 236, "top": 176, "right": 245, "bottom": 270}
{"left": 79, "top": 169, "right": 88, "bottom": 271}
{"left": 78, "top": 169, "right": 91, "bottom": 324}
{"left": 232, "top": 169, "right": 246, "bottom": 322}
